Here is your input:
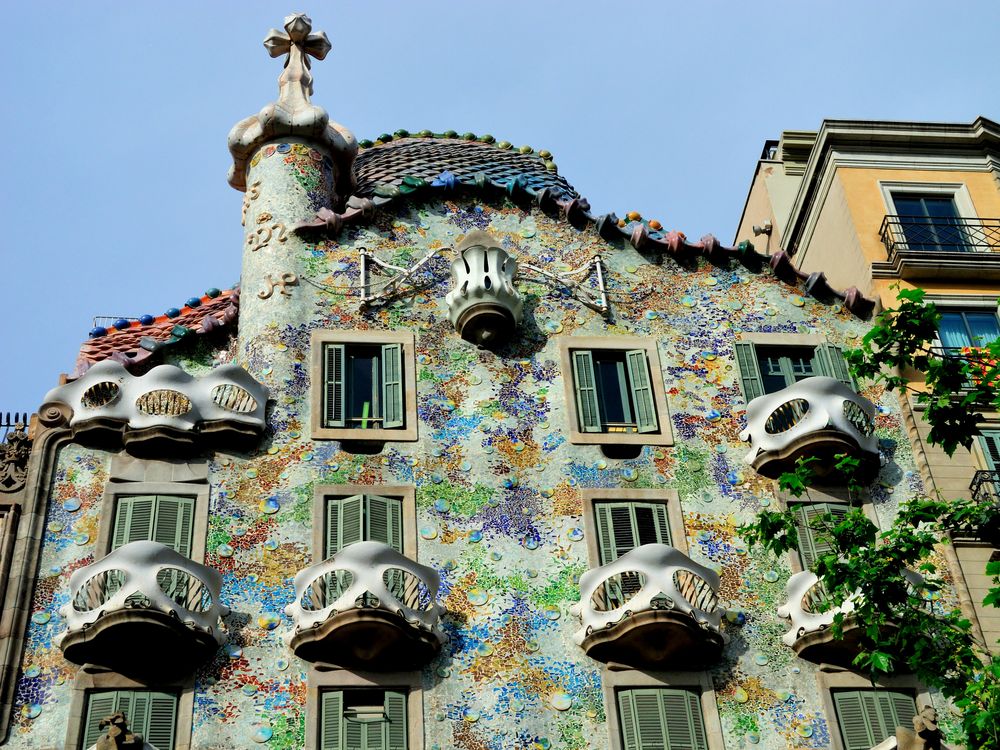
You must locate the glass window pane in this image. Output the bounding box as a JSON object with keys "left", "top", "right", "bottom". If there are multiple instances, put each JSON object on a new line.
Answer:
{"left": 595, "top": 358, "right": 628, "bottom": 425}
{"left": 938, "top": 312, "right": 971, "bottom": 350}
{"left": 922, "top": 197, "right": 960, "bottom": 219}
{"left": 966, "top": 313, "right": 1000, "bottom": 347}
{"left": 347, "top": 350, "right": 380, "bottom": 423}
{"left": 892, "top": 195, "right": 925, "bottom": 216}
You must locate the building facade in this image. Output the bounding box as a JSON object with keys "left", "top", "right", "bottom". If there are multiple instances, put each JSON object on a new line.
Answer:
{"left": 0, "top": 14, "right": 973, "bottom": 750}
{"left": 735, "top": 117, "right": 1000, "bottom": 653}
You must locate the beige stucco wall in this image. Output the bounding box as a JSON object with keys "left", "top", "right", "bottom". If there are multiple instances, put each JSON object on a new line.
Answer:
{"left": 794, "top": 174, "right": 871, "bottom": 295}
{"left": 955, "top": 543, "right": 1000, "bottom": 653}
{"left": 734, "top": 161, "right": 786, "bottom": 250}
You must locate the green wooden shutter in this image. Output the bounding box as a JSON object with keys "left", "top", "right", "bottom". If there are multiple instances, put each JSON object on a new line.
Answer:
{"left": 571, "top": 350, "right": 602, "bottom": 432}
{"left": 82, "top": 691, "right": 120, "bottom": 749}
{"left": 795, "top": 503, "right": 849, "bottom": 571}
{"left": 320, "top": 691, "right": 344, "bottom": 750}
{"left": 144, "top": 693, "right": 178, "bottom": 750}
{"left": 151, "top": 496, "right": 194, "bottom": 556}
{"left": 365, "top": 495, "right": 403, "bottom": 553}
{"left": 617, "top": 690, "right": 640, "bottom": 750}
{"left": 834, "top": 690, "right": 915, "bottom": 750}
{"left": 381, "top": 343, "right": 404, "bottom": 429}
{"left": 633, "top": 502, "right": 672, "bottom": 547}
{"left": 324, "top": 344, "right": 346, "bottom": 428}
{"left": 834, "top": 691, "right": 874, "bottom": 750}
{"left": 126, "top": 692, "right": 149, "bottom": 746}
{"left": 734, "top": 341, "right": 765, "bottom": 401}
{"left": 366, "top": 495, "right": 404, "bottom": 597}
{"left": 813, "top": 343, "right": 855, "bottom": 389}
{"left": 633, "top": 689, "right": 668, "bottom": 748}
{"left": 344, "top": 709, "right": 365, "bottom": 750}
{"left": 384, "top": 691, "right": 407, "bottom": 750}
{"left": 326, "top": 495, "right": 365, "bottom": 557}
{"left": 661, "top": 688, "right": 708, "bottom": 750}
{"left": 979, "top": 431, "right": 1000, "bottom": 471}
{"left": 112, "top": 496, "right": 156, "bottom": 550}
{"left": 626, "top": 349, "right": 659, "bottom": 433}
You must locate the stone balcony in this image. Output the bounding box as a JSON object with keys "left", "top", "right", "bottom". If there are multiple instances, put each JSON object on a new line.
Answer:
{"left": 284, "top": 541, "right": 444, "bottom": 670}
{"left": 740, "top": 376, "right": 880, "bottom": 481}
{"left": 571, "top": 543, "right": 723, "bottom": 670}
{"left": 777, "top": 569, "right": 923, "bottom": 669}
{"left": 57, "top": 541, "right": 228, "bottom": 678}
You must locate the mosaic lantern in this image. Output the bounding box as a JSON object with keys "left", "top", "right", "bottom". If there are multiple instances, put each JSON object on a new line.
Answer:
{"left": 446, "top": 230, "right": 523, "bottom": 347}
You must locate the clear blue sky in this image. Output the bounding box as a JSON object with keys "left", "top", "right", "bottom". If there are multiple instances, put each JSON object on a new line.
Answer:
{"left": 2, "top": 1, "right": 998, "bottom": 413}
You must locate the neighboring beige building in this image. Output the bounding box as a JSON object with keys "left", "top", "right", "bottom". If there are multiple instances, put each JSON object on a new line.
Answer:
{"left": 736, "top": 117, "right": 1000, "bottom": 652}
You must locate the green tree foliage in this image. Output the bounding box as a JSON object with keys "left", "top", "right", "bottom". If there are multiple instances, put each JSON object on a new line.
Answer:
{"left": 741, "top": 289, "right": 1000, "bottom": 748}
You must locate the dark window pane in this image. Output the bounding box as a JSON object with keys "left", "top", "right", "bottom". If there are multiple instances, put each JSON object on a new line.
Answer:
{"left": 923, "top": 197, "right": 960, "bottom": 220}
{"left": 595, "top": 358, "right": 628, "bottom": 425}
{"left": 892, "top": 195, "right": 926, "bottom": 217}
{"left": 347, "top": 349, "right": 380, "bottom": 425}
{"left": 634, "top": 506, "right": 659, "bottom": 546}
{"left": 939, "top": 312, "right": 971, "bottom": 349}
{"left": 966, "top": 313, "right": 1000, "bottom": 347}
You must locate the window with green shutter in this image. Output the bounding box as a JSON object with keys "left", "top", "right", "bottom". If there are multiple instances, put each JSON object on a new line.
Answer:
{"left": 792, "top": 502, "right": 850, "bottom": 571}
{"left": 320, "top": 689, "right": 408, "bottom": 750}
{"left": 570, "top": 349, "right": 659, "bottom": 434}
{"left": 735, "top": 341, "right": 854, "bottom": 399}
{"left": 81, "top": 690, "right": 178, "bottom": 750}
{"left": 594, "top": 501, "right": 672, "bottom": 609}
{"left": 617, "top": 687, "right": 708, "bottom": 750}
{"left": 112, "top": 495, "right": 195, "bottom": 556}
{"left": 323, "top": 494, "right": 404, "bottom": 603}
{"left": 832, "top": 689, "right": 916, "bottom": 750}
{"left": 978, "top": 431, "right": 1000, "bottom": 471}
{"left": 321, "top": 343, "right": 405, "bottom": 431}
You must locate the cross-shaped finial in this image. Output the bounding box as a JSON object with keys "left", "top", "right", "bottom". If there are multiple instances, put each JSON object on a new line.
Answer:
{"left": 262, "top": 13, "right": 331, "bottom": 100}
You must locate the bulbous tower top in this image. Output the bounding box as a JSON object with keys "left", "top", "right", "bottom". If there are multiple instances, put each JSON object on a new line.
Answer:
{"left": 227, "top": 13, "right": 357, "bottom": 200}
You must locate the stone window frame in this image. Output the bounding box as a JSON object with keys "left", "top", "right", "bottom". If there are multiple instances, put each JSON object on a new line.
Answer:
{"left": 817, "top": 668, "right": 930, "bottom": 750}
{"left": 580, "top": 488, "right": 687, "bottom": 567}
{"left": 305, "top": 666, "right": 424, "bottom": 750}
{"left": 557, "top": 335, "right": 674, "bottom": 446}
{"left": 63, "top": 666, "right": 195, "bottom": 750}
{"left": 310, "top": 330, "right": 419, "bottom": 443}
{"left": 602, "top": 668, "right": 724, "bottom": 750}
{"left": 94, "top": 455, "right": 211, "bottom": 562}
{"left": 311, "top": 483, "right": 418, "bottom": 561}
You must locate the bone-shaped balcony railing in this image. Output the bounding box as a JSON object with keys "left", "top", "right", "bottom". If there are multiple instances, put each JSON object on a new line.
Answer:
{"left": 571, "top": 543, "right": 721, "bottom": 644}
{"left": 777, "top": 568, "right": 926, "bottom": 647}
{"left": 57, "top": 541, "right": 228, "bottom": 647}
{"left": 284, "top": 541, "right": 445, "bottom": 643}
{"left": 739, "top": 376, "right": 879, "bottom": 479}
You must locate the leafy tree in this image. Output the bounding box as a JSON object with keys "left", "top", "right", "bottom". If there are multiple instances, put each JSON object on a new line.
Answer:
{"left": 741, "top": 288, "right": 1000, "bottom": 748}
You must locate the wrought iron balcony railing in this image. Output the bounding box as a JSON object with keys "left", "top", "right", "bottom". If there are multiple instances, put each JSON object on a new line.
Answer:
{"left": 880, "top": 215, "right": 1000, "bottom": 259}
{"left": 970, "top": 469, "right": 1000, "bottom": 505}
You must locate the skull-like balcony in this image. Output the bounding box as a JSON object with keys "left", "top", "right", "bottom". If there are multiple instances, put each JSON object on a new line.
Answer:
{"left": 284, "top": 541, "right": 444, "bottom": 670}
{"left": 777, "top": 569, "right": 923, "bottom": 669}
{"left": 740, "top": 377, "right": 880, "bottom": 481}
{"left": 57, "top": 541, "right": 228, "bottom": 678}
{"left": 571, "top": 544, "right": 723, "bottom": 670}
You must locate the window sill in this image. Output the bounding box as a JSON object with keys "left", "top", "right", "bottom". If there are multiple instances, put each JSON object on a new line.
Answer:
{"left": 311, "top": 425, "right": 418, "bottom": 442}
{"left": 567, "top": 429, "right": 673, "bottom": 447}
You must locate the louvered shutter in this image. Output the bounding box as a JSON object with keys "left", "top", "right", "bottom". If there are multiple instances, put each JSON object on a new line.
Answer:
{"left": 813, "top": 343, "right": 855, "bottom": 389}
{"left": 320, "top": 691, "right": 344, "bottom": 750}
{"left": 324, "top": 344, "right": 346, "bottom": 428}
{"left": 82, "top": 691, "right": 120, "bottom": 749}
{"left": 633, "top": 503, "right": 672, "bottom": 547}
{"left": 127, "top": 692, "right": 150, "bottom": 746}
{"left": 979, "top": 431, "right": 1000, "bottom": 471}
{"left": 661, "top": 688, "right": 707, "bottom": 750}
{"left": 633, "top": 689, "right": 668, "bottom": 748}
{"left": 367, "top": 495, "right": 404, "bottom": 598}
{"left": 326, "top": 495, "right": 365, "bottom": 557}
{"left": 112, "top": 496, "right": 156, "bottom": 550}
{"left": 734, "top": 341, "right": 765, "bottom": 401}
{"left": 384, "top": 691, "right": 407, "bottom": 750}
{"left": 834, "top": 691, "right": 874, "bottom": 750}
{"left": 626, "top": 350, "right": 659, "bottom": 433}
{"left": 381, "top": 344, "right": 404, "bottom": 429}
{"left": 885, "top": 691, "right": 917, "bottom": 736}
{"left": 795, "top": 503, "right": 849, "bottom": 571}
{"left": 571, "top": 350, "right": 602, "bottom": 432}
{"left": 617, "top": 690, "right": 640, "bottom": 750}
{"left": 151, "top": 496, "right": 194, "bottom": 556}
{"left": 144, "top": 693, "right": 178, "bottom": 750}
{"left": 344, "top": 709, "right": 365, "bottom": 750}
